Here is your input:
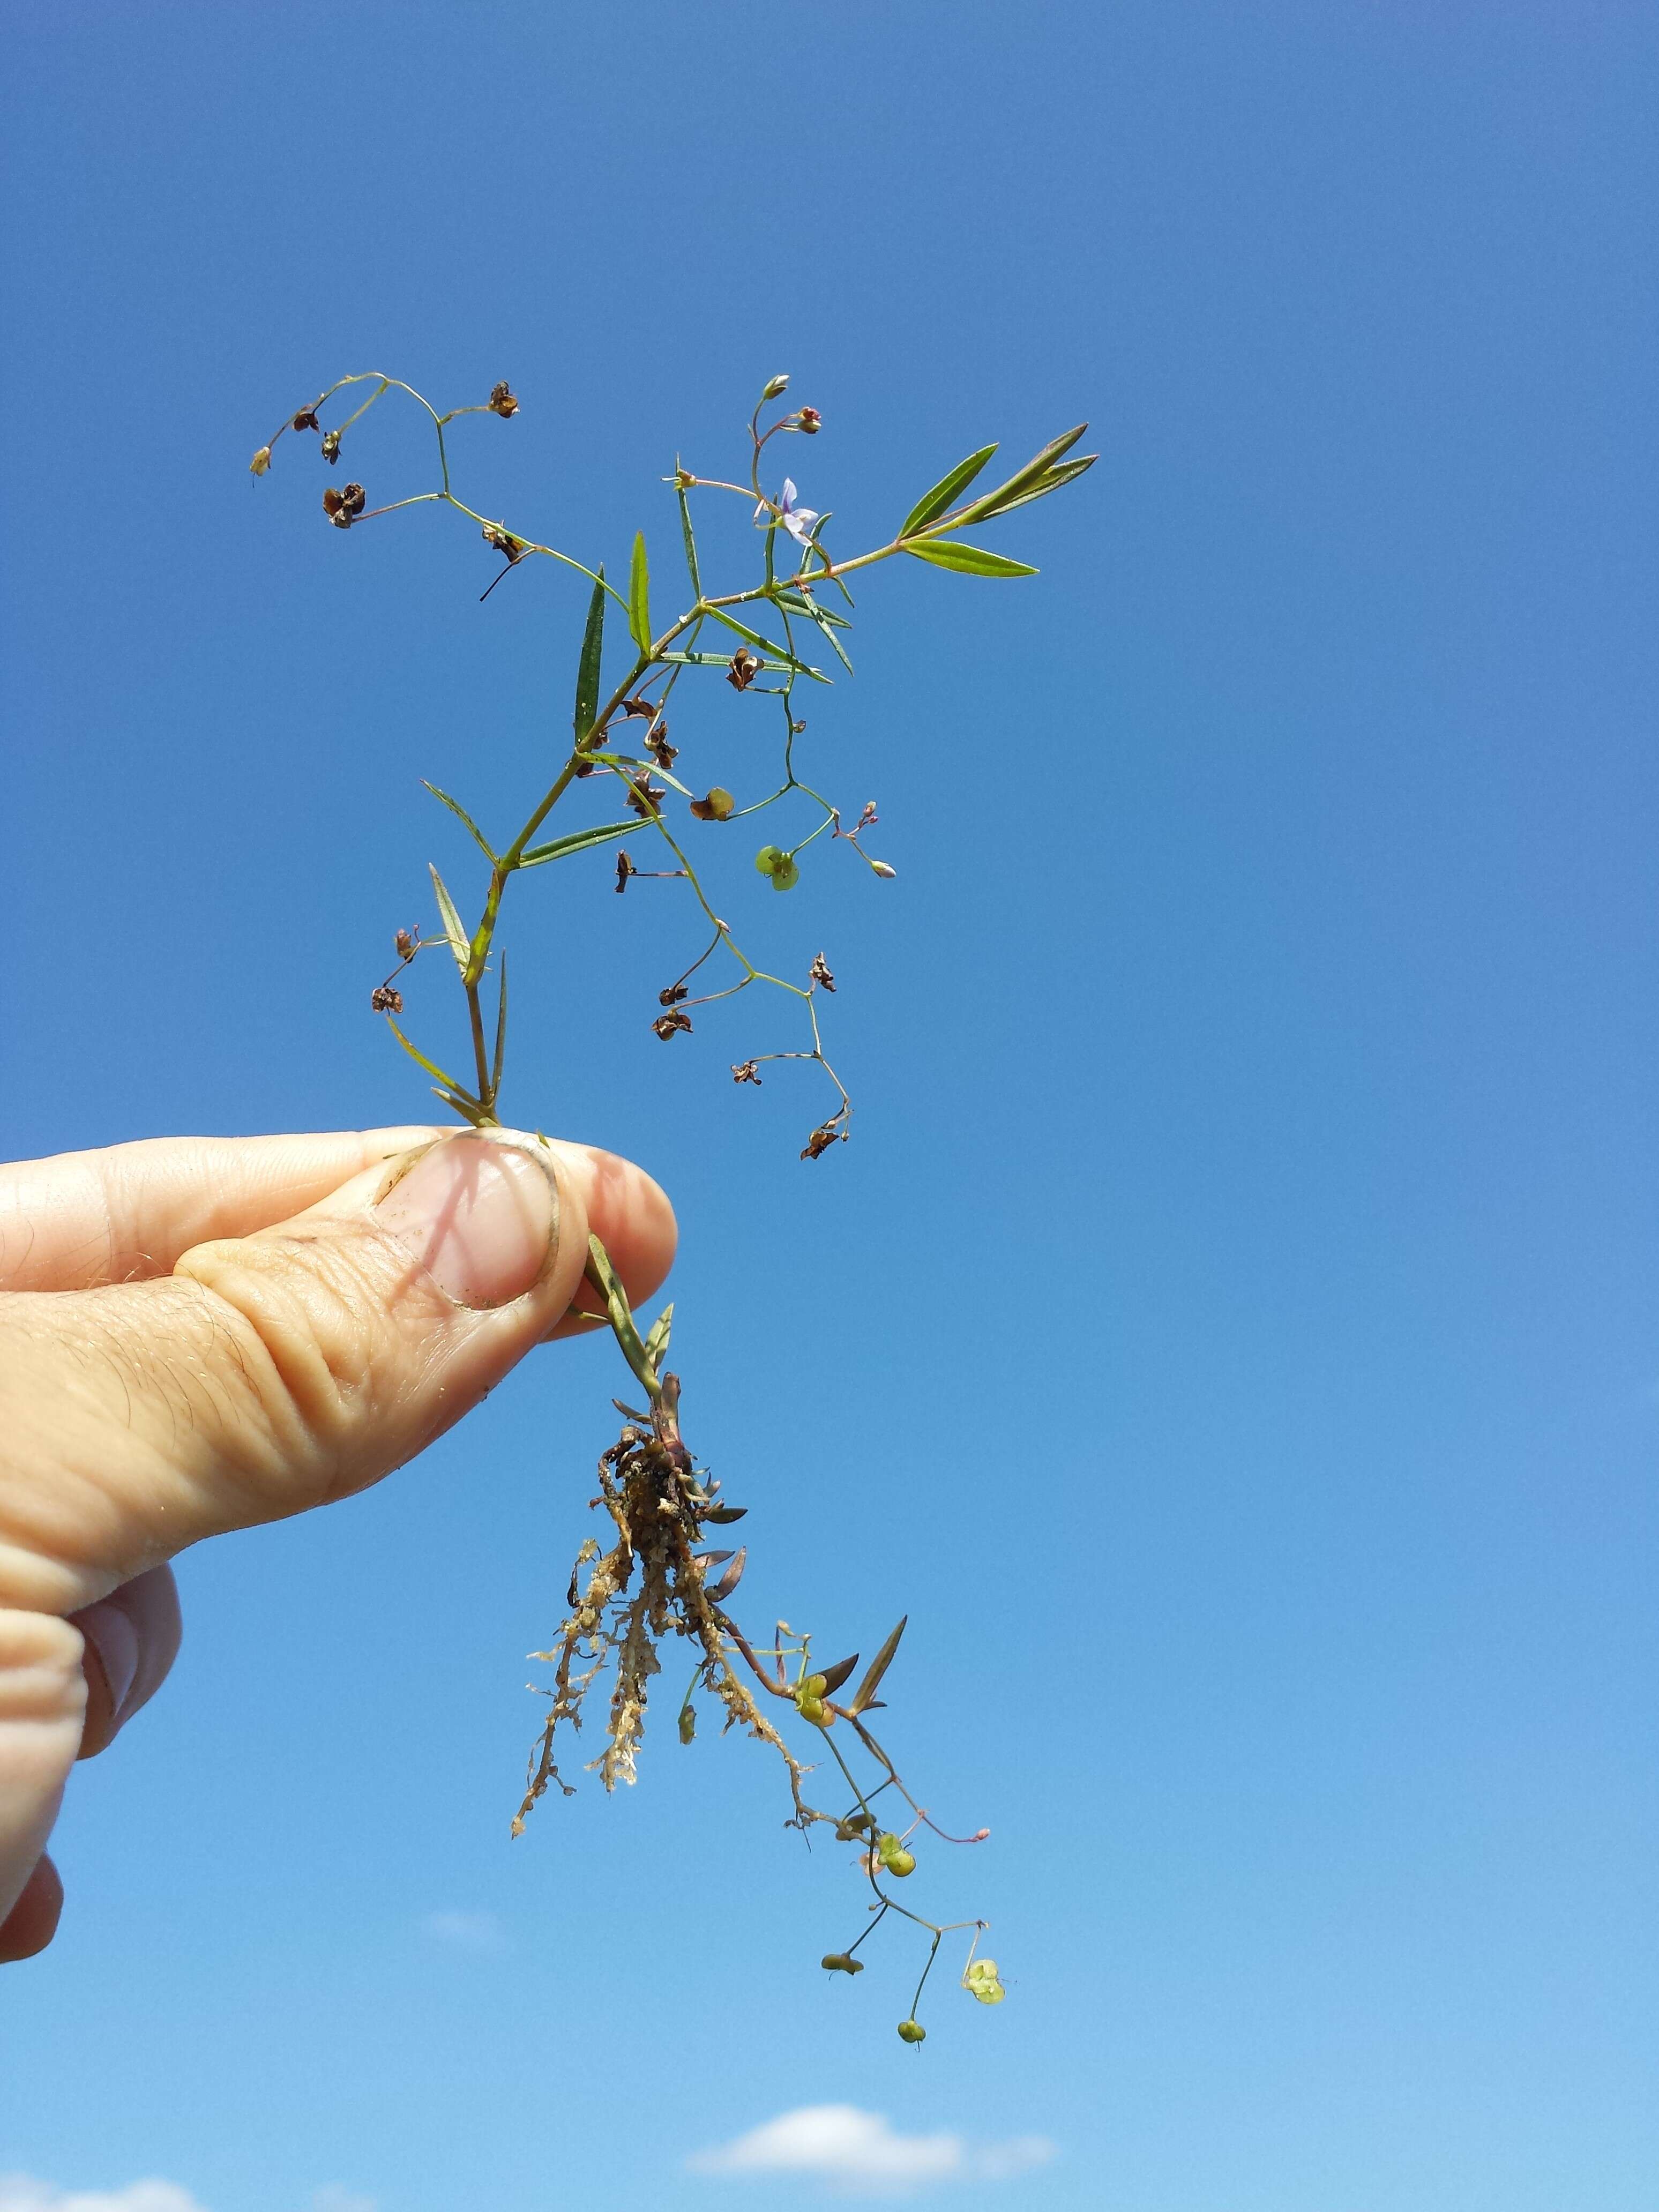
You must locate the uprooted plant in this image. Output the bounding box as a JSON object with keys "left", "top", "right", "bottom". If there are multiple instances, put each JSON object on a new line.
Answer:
{"left": 253, "top": 370, "right": 1089, "bottom": 2041}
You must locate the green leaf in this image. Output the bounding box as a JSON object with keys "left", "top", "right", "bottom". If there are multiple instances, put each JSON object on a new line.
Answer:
{"left": 967, "top": 452, "right": 1097, "bottom": 521}
{"left": 849, "top": 1617, "right": 907, "bottom": 1715}
{"left": 899, "top": 443, "right": 998, "bottom": 538}
{"left": 903, "top": 540, "right": 1038, "bottom": 578}
{"left": 676, "top": 481, "right": 702, "bottom": 597}
{"left": 384, "top": 1016, "right": 471, "bottom": 1102}
{"left": 490, "top": 954, "right": 509, "bottom": 1100}
{"left": 642, "top": 1302, "right": 674, "bottom": 1370}
{"left": 518, "top": 819, "right": 642, "bottom": 868}
{"left": 428, "top": 863, "right": 470, "bottom": 969}
{"left": 584, "top": 1233, "right": 659, "bottom": 1398}
{"left": 628, "top": 531, "right": 652, "bottom": 654}
{"left": 573, "top": 566, "right": 607, "bottom": 746}
{"left": 701, "top": 603, "right": 831, "bottom": 682}
{"left": 423, "top": 783, "right": 497, "bottom": 861}
{"left": 659, "top": 649, "right": 746, "bottom": 667}
{"left": 794, "top": 594, "right": 854, "bottom": 674}
{"left": 774, "top": 589, "right": 851, "bottom": 628}
{"left": 947, "top": 423, "right": 1089, "bottom": 527}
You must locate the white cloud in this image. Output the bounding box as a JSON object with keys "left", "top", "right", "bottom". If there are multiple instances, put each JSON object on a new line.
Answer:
{"left": 419, "top": 1908, "right": 505, "bottom": 1952}
{"left": 0, "top": 2183, "right": 208, "bottom": 2212}
{"left": 685, "top": 2106, "right": 1057, "bottom": 2198}
{"left": 311, "top": 2192, "right": 377, "bottom": 2212}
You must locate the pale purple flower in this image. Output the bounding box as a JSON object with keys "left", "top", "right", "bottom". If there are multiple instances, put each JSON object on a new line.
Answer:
{"left": 755, "top": 477, "right": 820, "bottom": 547}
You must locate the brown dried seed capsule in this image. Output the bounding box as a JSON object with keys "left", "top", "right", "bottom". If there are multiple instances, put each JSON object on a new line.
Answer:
{"left": 624, "top": 773, "right": 665, "bottom": 818}
{"left": 394, "top": 928, "right": 416, "bottom": 961}
{"left": 292, "top": 409, "right": 320, "bottom": 433}
{"left": 652, "top": 1009, "right": 693, "bottom": 1041}
{"left": 731, "top": 1060, "right": 763, "bottom": 1085}
{"left": 689, "top": 787, "right": 736, "bottom": 822}
{"left": 488, "top": 381, "right": 519, "bottom": 418}
{"left": 726, "top": 648, "right": 761, "bottom": 692}
{"left": 801, "top": 1122, "right": 845, "bottom": 1161}
{"left": 482, "top": 522, "right": 525, "bottom": 561}
{"left": 615, "top": 852, "right": 635, "bottom": 893}
{"left": 809, "top": 951, "right": 836, "bottom": 991}
{"left": 659, "top": 984, "right": 689, "bottom": 1006}
{"left": 370, "top": 984, "right": 403, "bottom": 1014}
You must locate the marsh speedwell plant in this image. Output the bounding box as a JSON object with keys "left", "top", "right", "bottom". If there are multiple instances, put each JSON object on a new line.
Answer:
{"left": 252, "top": 371, "right": 1092, "bottom": 2044}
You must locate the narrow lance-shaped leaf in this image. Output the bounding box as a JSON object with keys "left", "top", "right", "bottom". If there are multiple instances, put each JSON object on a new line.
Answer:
{"left": 903, "top": 540, "right": 1038, "bottom": 579}
{"left": 701, "top": 603, "right": 832, "bottom": 682}
{"left": 490, "top": 954, "right": 509, "bottom": 1101}
{"left": 773, "top": 588, "right": 852, "bottom": 629}
{"left": 428, "top": 863, "right": 470, "bottom": 970}
{"left": 584, "top": 1232, "right": 659, "bottom": 1398}
{"left": 573, "top": 565, "right": 606, "bottom": 746}
{"left": 899, "top": 443, "right": 998, "bottom": 538}
{"left": 384, "top": 1016, "right": 473, "bottom": 1104}
{"left": 519, "top": 819, "right": 642, "bottom": 868}
{"left": 782, "top": 589, "right": 855, "bottom": 675}
{"left": 423, "top": 782, "right": 497, "bottom": 862}
{"left": 849, "top": 1617, "right": 907, "bottom": 1714}
{"left": 946, "top": 423, "right": 1089, "bottom": 528}
{"left": 676, "top": 480, "right": 702, "bottom": 597}
{"left": 628, "top": 531, "right": 652, "bottom": 654}
{"left": 642, "top": 1301, "right": 674, "bottom": 1371}
{"left": 972, "top": 452, "right": 1096, "bottom": 521}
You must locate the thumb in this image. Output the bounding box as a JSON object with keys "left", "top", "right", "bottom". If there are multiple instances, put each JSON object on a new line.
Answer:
{"left": 0, "top": 1130, "right": 628, "bottom": 1615}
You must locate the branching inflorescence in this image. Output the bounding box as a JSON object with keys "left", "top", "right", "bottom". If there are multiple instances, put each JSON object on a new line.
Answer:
{"left": 253, "top": 372, "right": 1089, "bottom": 2042}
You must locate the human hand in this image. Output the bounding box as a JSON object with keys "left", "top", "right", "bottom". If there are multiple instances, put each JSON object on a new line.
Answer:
{"left": 0, "top": 1125, "right": 675, "bottom": 1961}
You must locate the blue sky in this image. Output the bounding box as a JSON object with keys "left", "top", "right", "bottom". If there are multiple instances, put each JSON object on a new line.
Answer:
{"left": 3, "top": 2, "right": 1657, "bottom": 2206}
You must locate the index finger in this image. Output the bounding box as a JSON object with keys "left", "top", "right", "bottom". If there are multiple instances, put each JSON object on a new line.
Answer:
{"left": 0, "top": 1129, "right": 442, "bottom": 1292}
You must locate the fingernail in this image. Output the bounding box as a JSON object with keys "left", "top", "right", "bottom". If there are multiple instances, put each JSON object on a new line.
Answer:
{"left": 77, "top": 1601, "right": 139, "bottom": 1725}
{"left": 376, "top": 1135, "right": 558, "bottom": 1309}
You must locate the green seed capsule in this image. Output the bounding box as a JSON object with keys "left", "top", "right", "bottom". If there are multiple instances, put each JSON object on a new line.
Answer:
{"left": 884, "top": 1848, "right": 916, "bottom": 1877}
{"left": 821, "top": 1952, "right": 865, "bottom": 1975}
{"left": 805, "top": 1673, "right": 828, "bottom": 1697}
{"left": 896, "top": 2019, "right": 927, "bottom": 2044}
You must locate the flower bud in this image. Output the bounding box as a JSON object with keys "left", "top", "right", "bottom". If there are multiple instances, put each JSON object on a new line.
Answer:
{"left": 896, "top": 2019, "right": 926, "bottom": 2044}
{"left": 798, "top": 406, "right": 822, "bottom": 434}
{"left": 320, "top": 428, "right": 342, "bottom": 464}
{"left": 761, "top": 373, "right": 791, "bottom": 402}
{"left": 870, "top": 860, "right": 897, "bottom": 879}
{"left": 249, "top": 446, "right": 272, "bottom": 477}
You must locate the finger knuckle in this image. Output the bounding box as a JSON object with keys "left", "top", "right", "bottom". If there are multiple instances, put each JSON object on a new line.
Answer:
{"left": 174, "top": 1230, "right": 406, "bottom": 1504}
